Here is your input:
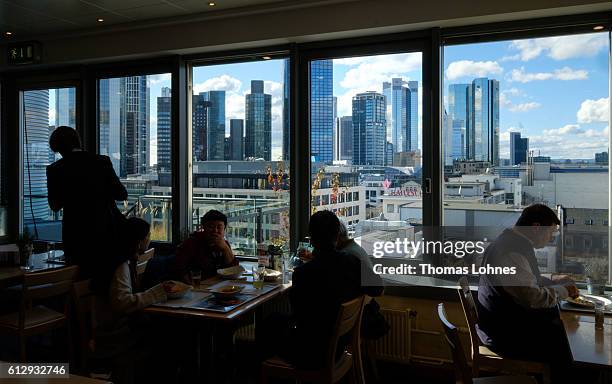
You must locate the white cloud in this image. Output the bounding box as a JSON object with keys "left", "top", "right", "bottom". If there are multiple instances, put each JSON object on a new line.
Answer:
{"left": 445, "top": 60, "right": 503, "bottom": 81}
{"left": 147, "top": 73, "right": 171, "bottom": 86}
{"left": 509, "top": 33, "right": 608, "bottom": 61}
{"left": 509, "top": 66, "right": 588, "bottom": 83}
{"left": 543, "top": 124, "right": 583, "bottom": 136}
{"left": 338, "top": 53, "right": 421, "bottom": 90}
{"left": 193, "top": 74, "right": 242, "bottom": 94}
{"left": 508, "top": 102, "right": 541, "bottom": 112}
{"left": 577, "top": 97, "right": 609, "bottom": 123}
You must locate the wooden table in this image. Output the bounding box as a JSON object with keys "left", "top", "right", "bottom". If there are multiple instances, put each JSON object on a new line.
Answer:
{"left": 0, "top": 251, "right": 65, "bottom": 288}
{"left": 561, "top": 310, "right": 612, "bottom": 368}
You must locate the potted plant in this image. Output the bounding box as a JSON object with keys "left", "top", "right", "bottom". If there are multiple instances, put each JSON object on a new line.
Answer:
{"left": 584, "top": 257, "right": 608, "bottom": 295}
{"left": 17, "top": 229, "right": 34, "bottom": 268}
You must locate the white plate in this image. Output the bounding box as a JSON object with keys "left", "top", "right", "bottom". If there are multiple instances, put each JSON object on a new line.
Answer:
{"left": 217, "top": 265, "right": 246, "bottom": 279}
{"left": 566, "top": 294, "right": 612, "bottom": 308}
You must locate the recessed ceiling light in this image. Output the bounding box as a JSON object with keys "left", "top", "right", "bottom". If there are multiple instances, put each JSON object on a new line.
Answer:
{"left": 593, "top": 25, "right": 605, "bottom": 31}
{"left": 262, "top": 56, "right": 271, "bottom": 60}
{"left": 5, "top": 31, "right": 12, "bottom": 36}
{"left": 208, "top": 2, "right": 216, "bottom": 6}
{"left": 96, "top": 17, "right": 104, "bottom": 22}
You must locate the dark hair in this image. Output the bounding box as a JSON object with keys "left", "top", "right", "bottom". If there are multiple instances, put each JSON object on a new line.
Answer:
{"left": 201, "top": 210, "right": 227, "bottom": 228}
{"left": 309, "top": 210, "right": 340, "bottom": 247}
{"left": 49, "top": 126, "right": 81, "bottom": 154}
{"left": 515, "top": 204, "right": 561, "bottom": 227}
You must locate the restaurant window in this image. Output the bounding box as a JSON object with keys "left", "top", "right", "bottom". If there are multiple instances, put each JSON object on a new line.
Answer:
{"left": 443, "top": 31, "right": 610, "bottom": 280}
{"left": 0, "top": 84, "right": 4, "bottom": 238}
{"left": 21, "top": 87, "right": 76, "bottom": 241}
{"left": 309, "top": 51, "right": 424, "bottom": 258}
{"left": 191, "top": 58, "right": 290, "bottom": 255}
{"left": 98, "top": 74, "right": 172, "bottom": 242}
{"left": 387, "top": 204, "right": 394, "bottom": 213}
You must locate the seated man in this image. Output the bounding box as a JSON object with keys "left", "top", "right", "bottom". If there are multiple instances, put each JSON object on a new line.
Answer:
{"left": 172, "top": 210, "right": 238, "bottom": 282}
{"left": 477, "top": 204, "right": 579, "bottom": 379}
{"left": 287, "top": 210, "right": 383, "bottom": 368}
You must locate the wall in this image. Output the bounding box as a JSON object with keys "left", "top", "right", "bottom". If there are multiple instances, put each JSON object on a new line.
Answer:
{"left": 1, "top": 0, "right": 610, "bottom": 69}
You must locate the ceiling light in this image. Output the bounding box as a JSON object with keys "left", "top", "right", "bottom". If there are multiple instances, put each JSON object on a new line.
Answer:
{"left": 262, "top": 56, "right": 271, "bottom": 60}
{"left": 5, "top": 31, "right": 12, "bottom": 36}
{"left": 96, "top": 18, "right": 104, "bottom": 22}
{"left": 208, "top": 2, "right": 216, "bottom": 6}
{"left": 593, "top": 25, "right": 605, "bottom": 31}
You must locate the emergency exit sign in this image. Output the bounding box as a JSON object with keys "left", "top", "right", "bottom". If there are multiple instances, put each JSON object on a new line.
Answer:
{"left": 7, "top": 41, "right": 42, "bottom": 65}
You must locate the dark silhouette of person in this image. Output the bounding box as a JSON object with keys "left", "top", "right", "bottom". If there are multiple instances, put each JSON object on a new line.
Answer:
{"left": 47, "top": 126, "right": 127, "bottom": 278}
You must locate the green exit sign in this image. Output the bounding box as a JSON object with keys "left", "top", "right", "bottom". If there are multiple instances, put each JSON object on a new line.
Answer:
{"left": 7, "top": 41, "right": 42, "bottom": 65}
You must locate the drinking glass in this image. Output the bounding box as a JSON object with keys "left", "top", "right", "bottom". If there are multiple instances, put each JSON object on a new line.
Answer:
{"left": 190, "top": 269, "right": 202, "bottom": 289}
{"left": 47, "top": 241, "right": 56, "bottom": 261}
{"left": 252, "top": 265, "right": 265, "bottom": 289}
{"left": 595, "top": 300, "right": 605, "bottom": 330}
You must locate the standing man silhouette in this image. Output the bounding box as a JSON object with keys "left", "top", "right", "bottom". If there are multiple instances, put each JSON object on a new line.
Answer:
{"left": 47, "top": 126, "right": 128, "bottom": 278}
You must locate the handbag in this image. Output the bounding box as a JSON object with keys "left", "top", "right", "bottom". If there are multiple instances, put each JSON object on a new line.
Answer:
{"left": 361, "top": 298, "right": 390, "bottom": 340}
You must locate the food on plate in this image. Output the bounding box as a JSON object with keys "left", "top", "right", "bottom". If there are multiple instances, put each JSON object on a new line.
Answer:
{"left": 566, "top": 296, "right": 595, "bottom": 308}
{"left": 211, "top": 284, "right": 244, "bottom": 299}
{"left": 217, "top": 265, "right": 246, "bottom": 279}
{"left": 162, "top": 280, "right": 192, "bottom": 299}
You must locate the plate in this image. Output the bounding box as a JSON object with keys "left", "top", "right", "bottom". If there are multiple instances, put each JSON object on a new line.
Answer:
{"left": 217, "top": 265, "right": 246, "bottom": 279}
{"left": 263, "top": 268, "right": 282, "bottom": 282}
{"left": 210, "top": 284, "right": 244, "bottom": 299}
{"left": 565, "top": 294, "right": 611, "bottom": 308}
{"left": 163, "top": 280, "right": 192, "bottom": 299}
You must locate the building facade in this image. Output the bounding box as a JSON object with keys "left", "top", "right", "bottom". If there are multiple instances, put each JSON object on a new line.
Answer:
{"left": 245, "top": 80, "right": 272, "bottom": 160}
{"left": 310, "top": 60, "right": 334, "bottom": 163}
{"left": 352, "top": 91, "right": 386, "bottom": 166}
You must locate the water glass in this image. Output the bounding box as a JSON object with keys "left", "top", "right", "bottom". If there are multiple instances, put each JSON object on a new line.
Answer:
{"left": 190, "top": 269, "right": 202, "bottom": 289}
{"left": 252, "top": 265, "right": 265, "bottom": 289}
{"left": 595, "top": 300, "right": 605, "bottom": 330}
{"left": 47, "top": 241, "right": 56, "bottom": 261}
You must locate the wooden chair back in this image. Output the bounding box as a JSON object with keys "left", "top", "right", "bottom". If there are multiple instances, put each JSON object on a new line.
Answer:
{"left": 438, "top": 302, "right": 473, "bottom": 384}
{"left": 326, "top": 295, "right": 366, "bottom": 370}
{"left": 458, "top": 276, "right": 481, "bottom": 367}
{"left": 23, "top": 265, "right": 79, "bottom": 302}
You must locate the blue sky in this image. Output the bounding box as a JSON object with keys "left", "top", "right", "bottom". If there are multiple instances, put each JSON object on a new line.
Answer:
{"left": 71, "top": 31, "right": 609, "bottom": 165}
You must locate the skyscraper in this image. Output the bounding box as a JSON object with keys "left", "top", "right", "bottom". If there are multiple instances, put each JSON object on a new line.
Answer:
{"left": 157, "top": 87, "right": 171, "bottom": 172}
{"left": 230, "top": 119, "right": 244, "bottom": 160}
{"left": 204, "top": 90, "right": 225, "bottom": 161}
{"left": 99, "top": 78, "right": 122, "bottom": 174}
{"left": 510, "top": 131, "right": 529, "bottom": 166}
{"left": 383, "top": 78, "right": 419, "bottom": 153}
{"left": 245, "top": 80, "right": 272, "bottom": 160}
{"left": 122, "top": 76, "right": 149, "bottom": 176}
{"left": 193, "top": 93, "right": 210, "bottom": 162}
{"left": 338, "top": 116, "right": 353, "bottom": 162}
{"left": 448, "top": 78, "right": 499, "bottom": 166}
{"left": 51, "top": 88, "right": 76, "bottom": 164}
{"left": 352, "top": 92, "right": 386, "bottom": 166}
{"left": 23, "top": 90, "right": 50, "bottom": 223}
{"left": 385, "top": 141, "right": 394, "bottom": 166}
{"left": 310, "top": 60, "right": 334, "bottom": 163}
{"left": 282, "top": 59, "right": 290, "bottom": 161}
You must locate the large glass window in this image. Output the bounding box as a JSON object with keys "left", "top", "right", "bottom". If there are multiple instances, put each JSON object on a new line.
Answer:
{"left": 21, "top": 87, "right": 76, "bottom": 240}
{"left": 98, "top": 74, "right": 172, "bottom": 242}
{"left": 443, "top": 31, "right": 610, "bottom": 280}
{"left": 191, "top": 59, "right": 290, "bottom": 255}
{"left": 309, "top": 52, "right": 424, "bottom": 258}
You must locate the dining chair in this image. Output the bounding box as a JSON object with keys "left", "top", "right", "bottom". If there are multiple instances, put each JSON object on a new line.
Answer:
{"left": 260, "top": 295, "right": 366, "bottom": 384}
{"left": 457, "top": 277, "right": 550, "bottom": 384}
{"left": 438, "top": 303, "right": 537, "bottom": 384}
{"left": 72, "top": 279, "right": 97, "bottom": 373}
{"left": 0, "top": 265, "right": 78, "bottom": 362}
{"left": 136, "top": 248, "right": 155, "bottom": 287}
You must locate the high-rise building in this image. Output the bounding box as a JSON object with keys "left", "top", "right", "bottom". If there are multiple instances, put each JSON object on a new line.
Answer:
{"left": 510, "top": 131, "right": 529, "bottom": 166}
{"left": 334, "top": 116, "right": 353, "bottom": 162}
{"left": 282, "top": 59, "right": 290, "bottom": 161}
{"left": 122, "top": 76, "right": 149, "bottom": 176}
{"left": 352, "top": 91, "right": 386, "bottom": 166}
{"left": 382, "top": 78, "right": 419, "bottom": 153}
{"left": 230, "top": 119, "right": 244, "bottom": 160}
{"left": 193, "top": 93, "right": 211, "bottom": 162}
{"left": 203, "top": 90, "right": 225, "bottom": 161}
{"left": 332, "top": 96, "right": 338, "bottom": 160}
{"left": 448, "top": 78, "right": 499, "bottom": 166}
{"left": 157, "top": 87, "right": 172, "bottom": 172}
{"left": 245, "top": 80, "right": 272, "bottom": 160}
{"left": 385, "top": 141, "right": 394, "bottom": 166}
{"left": 595, "top": 151, "right": 608, "bottom": 164}
{"left": 310, "top": 60, "right": 334, "bottom": 163}
{"left": 51, "top": 88, "right": 76, "bottom": 164}
{"left": 23, "top": 90, "right": 50, "bottom": 223}
{"left": 99, "top": 78, "right": 122, "bottom": 174}
{"left": 224, "top": 137, "right": 231, "bottom": 160}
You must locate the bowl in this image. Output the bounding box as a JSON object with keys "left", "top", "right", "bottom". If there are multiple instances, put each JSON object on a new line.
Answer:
{"left": 263, "top": 268, "right": 282, "bottom": 282}
{"left": 162, "top": 280, "right": 192, "bottom": 299}
{"left": 217, "top": 265, "right": 246, "bottom": 279}
{"left": 210, "top": 284, "right": 244, "bottom": 300}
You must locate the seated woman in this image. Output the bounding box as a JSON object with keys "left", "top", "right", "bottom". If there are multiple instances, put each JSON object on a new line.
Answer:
{"left": 91, "top": 217, "right": 168, "bottom": 383}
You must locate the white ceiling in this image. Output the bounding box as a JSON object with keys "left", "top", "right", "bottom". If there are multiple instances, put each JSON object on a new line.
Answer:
{"left": 0, "top": 0, "right": 288, "bottom": 37}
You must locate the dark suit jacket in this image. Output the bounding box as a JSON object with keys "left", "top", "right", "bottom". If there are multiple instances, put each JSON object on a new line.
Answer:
{"left": 289, "top": 248, "right": 383, "bottom": 368}
{"left": 46, "top": 151, "right": 127, "bottom": 275}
